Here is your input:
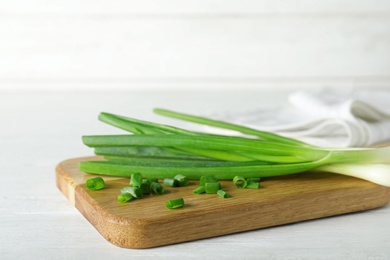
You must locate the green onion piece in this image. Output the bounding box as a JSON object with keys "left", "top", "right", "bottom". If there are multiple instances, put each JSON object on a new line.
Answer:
{"left": 174, "top": 174, "right": 189, "bottom": 186}
{"left": 246, "top": 181, "right": 260, "bottom": 189}
{"left": 200, "top": 175, "right": 218, "bottom": 186}
{"left": 193, "top": 186, "right": 206, "bottom": 194}
{"left": 151, "top": 182, "right": 165, "bottom": 194}
{"left": 140, "top": 179, "right": 151, "bottom": 194}
{"left": 233, "top": 175, "right": 247, "bottom": 188}
{"left": 142, "top": 178, "right": 158, "bottom": 185}
{"left": 205, "top": 182, "right": 221, "bottom": 194}
{"left": 130, "top": 172, "right": 142, "bottom": 188}
{"left": 148, "top": 178, "right": 158, "bottom": 184}
{"left": 217, "top": 190, "right": 229, "bottom": 198}
{"left": 86, "top": 177, "right": 105, "bottom": 190}
{"left": 247, "top": 177, "right": 261, "bottom": 182}
{"left": 166, "top": 198, "right": 184, "bottom": 209}
{"left": 121, "top": 186, "right": 142, "bottom": 198}
{"left": 163, "top": 178, "right": 180, "bottom": 187}
{"left": 117, "top": 192, "right": 133, "bottom": 203}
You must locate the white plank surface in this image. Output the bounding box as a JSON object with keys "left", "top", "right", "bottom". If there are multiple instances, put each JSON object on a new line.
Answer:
{"left": 1, "top": 1, "right": 389, "bottom": 91}
{"left": 1, "top": 89, "right": 390, "bottom": 259}
{"left": 2, "top": 2, "right": 389, "bottom": 256}
{"left": 2, "top": 0, "right": 390, "bottom": 14}
{"left": 1, "top": 16, "right": 389, "bottom": 78}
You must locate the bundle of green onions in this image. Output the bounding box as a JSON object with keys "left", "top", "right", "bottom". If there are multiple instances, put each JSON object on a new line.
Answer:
{"left": 79, "top": 109, "right": 390, "bottom": 187}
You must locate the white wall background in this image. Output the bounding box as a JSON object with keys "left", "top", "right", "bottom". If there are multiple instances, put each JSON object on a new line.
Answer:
{"left": 1, "top": 0, "right": 390, "bottom": 91}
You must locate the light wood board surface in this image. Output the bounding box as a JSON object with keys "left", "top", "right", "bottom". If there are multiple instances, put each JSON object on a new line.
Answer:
{"left": 56, "top": 156, "right": 390, "bottom": 248}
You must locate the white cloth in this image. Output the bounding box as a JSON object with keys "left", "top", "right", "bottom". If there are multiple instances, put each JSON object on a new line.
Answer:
{"left": 208, "top": 89, "right": 390, "bottom": 148}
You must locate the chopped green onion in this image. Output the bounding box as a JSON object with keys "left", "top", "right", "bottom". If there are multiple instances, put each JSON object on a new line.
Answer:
{"left": 233, "top": 176, "right": 247, "bottom": 188}
{"left": 121, "top": 186, "right": 142, "bottom": 198}
{"left": 130, "top": 172, "right": 142, "bottom": 188}
{"left": 205, "top": 182, "right": 221, "bottom": 194}
{"left": 163, "top": 178, "right": 180, "bottom": 187}
{"left": 193, "top": 186, "right": 206, "bottom": 194}
{"left": 151, "top": 182, "right": 165, "bottom": 194}
{"left": 247, "top": 177, "right": 261, "bottom": 182}
{"left": 147, "top": 178, "right": 158, "bottom": 184}
{"left": 174, "top": 174, "right": 189, "bottom": 186}
{"left": 86, "top": 177, "right": 105, "bottom": 190}
{"left": 246, "top": 181, "right": 260, "bottom": 189}
{"left": 117, "top": 192, "right": 133, "bottom": 203}
{"left": 140, "top": 179, "right": 151, "bottom": 194}
{"left": 200, "top": 175, "right": 218, "bottom": 186}
{"left": 217, "top": 190, "right": 229, "bottom": 198}
{"left": 166, "top": 198, "right": 184, "bottom": 209}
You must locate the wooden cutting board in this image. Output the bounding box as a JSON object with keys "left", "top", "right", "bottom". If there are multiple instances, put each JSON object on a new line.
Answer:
{"left": 56, "top": 156, "right": 390, "bottom": 249}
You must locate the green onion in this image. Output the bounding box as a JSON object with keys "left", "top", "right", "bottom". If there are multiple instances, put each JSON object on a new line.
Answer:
{"left": 246, "top": 181, "right": 260, "bottom": 189}
{"left": 78, "top": 110, "right": 390, "bottom": 187}
{"left": 78, "top": 147, "right": 333, "bottom": 179}
{"left": 99, "top": 112, "right": 194, "bottom": 136}
{"left": 205, "top": 182, "right": 221, "bottom": 194}
{"left": 200, "top": 175, "right": 218, "bottom": 186}
{"left": 233, "top": 176, "right": 247, "bottom": 188}
{"left": 82, "top": 134, "right": 324, "bottom": 162}
{"left": 193, "top": 186, "right": 206, "bottom": 194}
{"left": 146, "top": 178, "right": 158, "bottom": 184}
{"left": 121, "top": 186, "right": 142, "bottom": 198}
{"left": 217, "top": 190, "right": 229, "bottom": 198}
{"left": 98, "top": 112, "right": 254, "bottom": 161}
{"left": 140, "top": 179, "right": 151, "bottom": 194}
{"left": 130, "top": 172, "right": 142, "bottom": 188}
{"left": 163, "top": 178, "right": 179, "bottom": 187}
{"left": 117, "top": 193, "right": 133, "bottom": 203}
{"left": 86, "top": 177, "right": 105, "bottom": 190}
{"left": 153, "top": 108, "right": 312, "bottom": 148}
{"left": 247, "top": 177, "right": 261, "bottom": 182}
{"left": 95, "top": 146, "right": 208, "bottom": 160}
{"left": 150, "top": 182, "right": 165, "bottom": 194}
{"left": 166, "top": 198, "right": 184, "bottom": 209}
{"left": 315, "top": 163, "right": 390, "bottom": 187}
{"left": 174, "top": 174, "right": 189, "bottom": 186}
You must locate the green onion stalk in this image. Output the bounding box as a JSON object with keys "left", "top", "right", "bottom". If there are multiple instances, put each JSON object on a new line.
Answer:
{"left": 78, "top": 109, "right": 390, "bottom": 187}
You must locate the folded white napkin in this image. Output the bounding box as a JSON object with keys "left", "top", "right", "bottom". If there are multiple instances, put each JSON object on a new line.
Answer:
{"left": 208, "top": 89, "right": 390, "bottom": 148}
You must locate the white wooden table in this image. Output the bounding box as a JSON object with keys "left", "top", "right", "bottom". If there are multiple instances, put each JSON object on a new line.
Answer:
{"left": 1, "top": 89, "right": 389, "bottom": 259}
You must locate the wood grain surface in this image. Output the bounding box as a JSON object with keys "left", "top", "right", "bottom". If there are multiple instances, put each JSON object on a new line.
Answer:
{"left": 56, "top": 156, "right": 390, "bottom": 249}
